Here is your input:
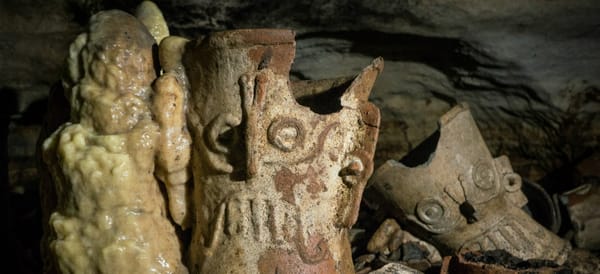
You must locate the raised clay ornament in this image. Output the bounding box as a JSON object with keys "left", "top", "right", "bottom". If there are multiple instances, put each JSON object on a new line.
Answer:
{"left": 368, "top": 103, "right": 571, "bottom": 264}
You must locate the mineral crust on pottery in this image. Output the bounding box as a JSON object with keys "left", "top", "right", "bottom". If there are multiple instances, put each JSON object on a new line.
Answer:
{"left": 184, "top": 29, "right": 383, "bottom": 273}
{"left": 368, "top": 103, "right": 571, "bottom": 264}
{"left": 39, "top": 5, "right": 189, "bottom": 274}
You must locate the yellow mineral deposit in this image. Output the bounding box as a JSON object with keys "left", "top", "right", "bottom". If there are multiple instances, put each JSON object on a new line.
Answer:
{"left": 153, "top": 71, "right": 192, "bottom": 228}
{"left": 135, "top": 1, "right": 170, "bottom": 44}
{"left": 40, "top": 6, "right": 189, "bottom": 274}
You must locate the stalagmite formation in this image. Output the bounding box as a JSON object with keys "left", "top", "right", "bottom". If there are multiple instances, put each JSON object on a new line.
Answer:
{"left": 40, "top": 6, "right": 189, "bottom": 274}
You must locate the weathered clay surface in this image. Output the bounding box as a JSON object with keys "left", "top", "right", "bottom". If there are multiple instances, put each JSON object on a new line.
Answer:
{"left": 184, "top": 29, "right": 382, "bottom": 273}
{"left": 368, "top": 103, "right": 570, "bottom": 264}
{"left": 440, "top": 250, "right": 568, "bottom": 274}
{"left": 39, "top": 9, "right": 188, "bottom": 274}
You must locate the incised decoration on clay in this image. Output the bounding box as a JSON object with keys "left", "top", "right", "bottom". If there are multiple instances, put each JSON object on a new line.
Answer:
{"left": 368, "top": 103, "right": 571, "bottom": 264}
{"left": 183, "top": 29, "right": 383, "bottom": 273}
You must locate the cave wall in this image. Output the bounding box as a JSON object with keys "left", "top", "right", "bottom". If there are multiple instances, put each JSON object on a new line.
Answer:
{"left": 1, "top": 0, "right": 599, "bottom": 272}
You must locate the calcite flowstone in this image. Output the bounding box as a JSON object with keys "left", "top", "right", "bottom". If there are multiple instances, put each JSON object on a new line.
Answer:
{"left": 40, "top": 8, "right": 188, "bottom": 274}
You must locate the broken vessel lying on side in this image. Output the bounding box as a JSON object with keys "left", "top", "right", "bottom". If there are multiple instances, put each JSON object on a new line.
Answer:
{"left": 368, "top": 103, "right": 571, "bottom": 265}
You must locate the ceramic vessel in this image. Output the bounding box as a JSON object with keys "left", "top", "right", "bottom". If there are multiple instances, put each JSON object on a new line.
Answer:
{"left": 369, "top": 103, "right": 570, "bottom": 264}
{"left": 184, "top": 29, "right": 383, "bottom": 273}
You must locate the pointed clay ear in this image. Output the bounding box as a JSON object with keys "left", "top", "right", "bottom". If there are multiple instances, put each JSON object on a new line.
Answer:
{"left": 203, "top": 113, "right": 241, "bottom": 173}
{"left": 340, "top": 57, "right": 384, "bottom": 108}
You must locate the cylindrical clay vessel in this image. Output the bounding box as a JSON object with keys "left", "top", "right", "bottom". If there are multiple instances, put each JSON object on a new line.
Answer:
{"left": 184, "top": 29, "right": 383, "bottom": 273}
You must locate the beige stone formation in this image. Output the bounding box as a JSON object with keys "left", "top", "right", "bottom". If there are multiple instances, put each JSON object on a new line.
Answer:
{"left": 184, "top": 29, "right": 382, "bottom": 273}
{"left": 135, "top": 1, "right": 170, "bottom": 44}
{"left": 368, "top": 103, "right": 571, "bottom": 264}
{"left": 39, "top": 7, "right": 188, "bottom": 274}
{"left": 154, "top": 34, "right": 193, "bottom": 228}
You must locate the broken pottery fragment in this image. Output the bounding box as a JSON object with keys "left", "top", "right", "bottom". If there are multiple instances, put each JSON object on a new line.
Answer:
{"left": 184, "top": 29, "right": 382, "bottom": 273}
{"left": 440, "top": 250, "right": 569, "bottom": 274}
{"left": 39, "top": 7, "right": 188, "bottom": 274}
{"left": 521, "top": 179, "right": 562, "bottom": 233}
{"left": 368, "top": 103, "right": 571, "bottom": 264}
{"left": 559, "top": 183, "right": 600, "bottom": 250}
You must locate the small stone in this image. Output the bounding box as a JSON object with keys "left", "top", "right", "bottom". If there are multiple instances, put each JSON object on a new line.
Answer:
{"left": 367, "top": 218, "right": 401, "bottom": 254}
{"left": 400, "top": 230, "right": 442, "bottom": 264}
{"left": 388, "top": 248, "right": 402, "bottom": 261}
{"left": 355, "top": 254, "right": 376, "bottom": 270}
{"left": 405, "top": 259, "right": 431, "bottom": 272}
{"left": 565, "top": 248, "right": 600, "bottom": 274}
{"left": 401, "top": 242, "right": 429, "bottom": 261}
{"left": 388, "top": 229, "right": 404, "bottom": 252}
{"left": 369, "top": 262, "right": 423, "bottom": 274}
{"left": 356, "top": 266, "right": 372, "bottom": 274}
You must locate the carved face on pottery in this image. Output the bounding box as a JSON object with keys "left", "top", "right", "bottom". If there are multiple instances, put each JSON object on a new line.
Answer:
{"left": 369, "top": 103, "right": 570, "bottom": 264}
{"left": 184, "top": 29, "right": 382, "bottom": 273}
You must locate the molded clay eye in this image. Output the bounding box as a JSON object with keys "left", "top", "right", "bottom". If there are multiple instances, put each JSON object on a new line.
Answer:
{"left": 267, "top": 117, "right": 305, "bottom": 152}
{"left": 416, "top": 197, "right": 447, "bottom": 225}
{"left": 472, "top": 161, "right": 496, "bottom": 190}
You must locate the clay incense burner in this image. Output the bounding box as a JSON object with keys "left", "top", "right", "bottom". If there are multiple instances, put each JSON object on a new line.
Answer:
{"left": 368, "top": 103, "right": 570, "bottom": 264}
{"left": 183, "top": 29, "right": 383, "bottom": 273}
